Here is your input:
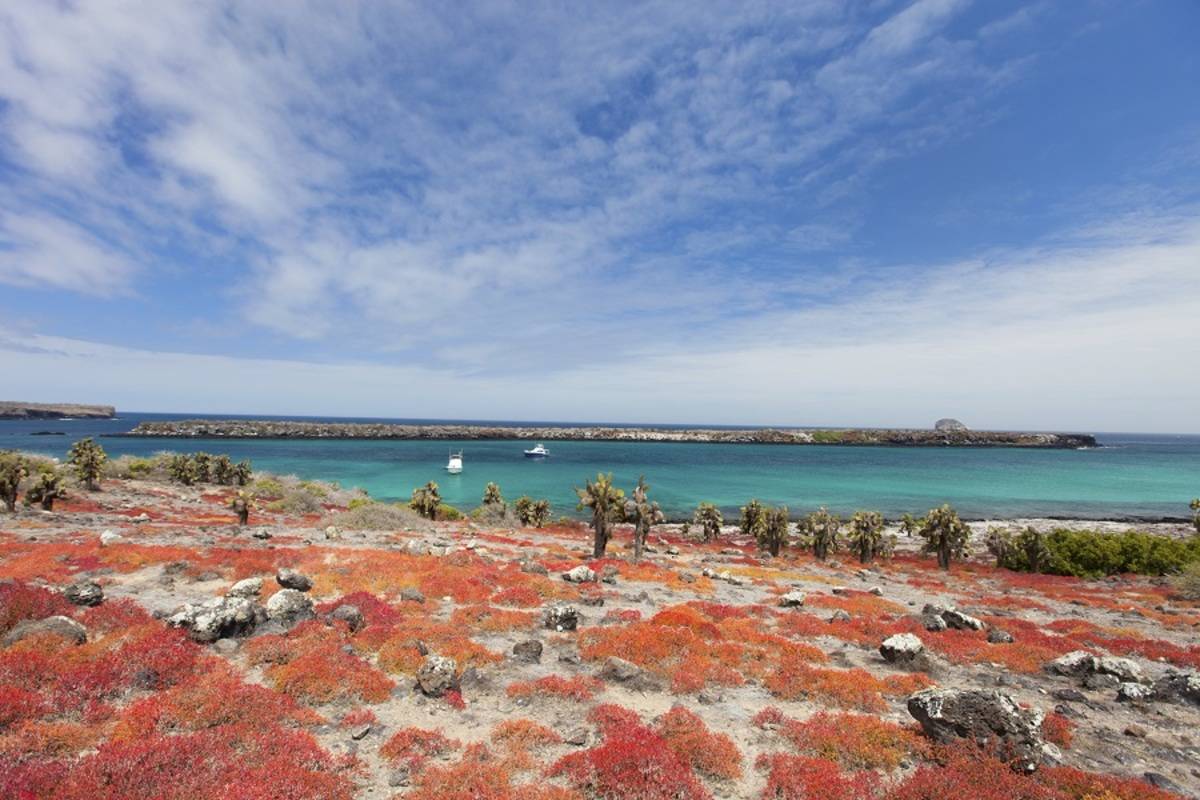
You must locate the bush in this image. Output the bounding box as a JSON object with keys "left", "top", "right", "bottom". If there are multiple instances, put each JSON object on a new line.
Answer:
{"left": 323, "top": 501, "right": 429, "bottom": 531}
{"left": 1170, "top": 561, "right": 1200, "bottom": 600}
{"left": 266, "top": 487, "right": 326, "bottom": 515}
{"left": 1001, "top": 528, "right": 1200, "bottom": 577}
{"left": 437, "top": 504, "right": 463, "bottom": 521}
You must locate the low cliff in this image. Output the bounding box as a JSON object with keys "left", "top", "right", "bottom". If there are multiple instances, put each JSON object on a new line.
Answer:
{"left": 0, "top": 402, "right": 116, "bottom": 420}
{"left": 125, "top": 419, "right": 1097, "bottom": 448}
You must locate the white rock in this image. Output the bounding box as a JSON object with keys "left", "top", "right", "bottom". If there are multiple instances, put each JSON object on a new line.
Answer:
{"left": 778, "top": 591, "right": 806, "bottom": 608}
{"left": 99, "top": 530, "right": 123, "bottom": 546}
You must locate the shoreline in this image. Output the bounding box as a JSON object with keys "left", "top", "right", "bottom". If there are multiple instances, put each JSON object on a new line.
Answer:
{"left": 123, "top": 418, "right": 1097, "bottom": 448}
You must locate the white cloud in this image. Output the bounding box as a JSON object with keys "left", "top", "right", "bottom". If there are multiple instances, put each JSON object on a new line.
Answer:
{"left": 0, "top": 211, "right": 134, "bottom": 294}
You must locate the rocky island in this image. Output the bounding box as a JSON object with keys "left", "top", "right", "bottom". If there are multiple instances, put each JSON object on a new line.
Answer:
{"left": 0, "top": 401, "right": 116, "bottom": 420}
{"left": 126, "top": 418, "right": 1097, "bottom": 448}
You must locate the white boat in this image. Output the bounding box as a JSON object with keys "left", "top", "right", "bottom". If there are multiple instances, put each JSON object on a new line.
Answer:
{"left": 445, "top": 450, "right": 463, "bottom": 473}
{"left": 523, "top": 443, "right": 550, "bottom": 459}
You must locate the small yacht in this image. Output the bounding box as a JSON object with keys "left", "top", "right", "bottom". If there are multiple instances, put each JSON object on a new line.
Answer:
{"left": 523, "top": 443, "right": 550, "bottom": 459}
{"left": 445, "top": 450, "right": 463, "bottom": 474}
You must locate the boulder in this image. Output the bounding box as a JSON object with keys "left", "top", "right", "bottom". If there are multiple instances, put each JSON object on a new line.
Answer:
{"left": 1116, "top": 682, "right": 1154, "bottom": 703}
{"left": 830, "top": 609, "right": 852, "bottom": 623}
{"left": 1095, "top": 656, "right": 1144, "bottom": 684}
{"left": 3, "top": 615, "right": 88, "bottom": 647}
{"left": 265, "top": 589, "right": 314, "bottom": 627}
{"left": 599, "top": 565, "right": 620, "bottom": 584}
{"left": 400, "top": 588, "right": 426, "bottom": 604}
{"left": 942, "top": 608, "right": 985, "bottom": 631}
{"left": 511, "top": 640, "right": 543, "bottom": 664}
{"left": 1152, "top": 670, "right": 1200, "bottom": 706}
{"left": 276, "top": 568, "right": 313, "bottom": 592}
{"left": 64, "top": 580, "right": 103, "bottom": 607}
{"left": 935, "top": 418, "right": 968, "bottom": 432}
{"left": 778, "top": 591, "right": 806, "bottom": 608}
{"left": 99, "top": 530, "right": 123, "bottom": 546}
{"left": 1048, "top": 651, "right": 1097, "bottom": 677}
{"left": 880, "top": 633, "right": 925, "bottom": 665}
{"left": 520, "top": 562, "right": 549, "bottom": 575}
{"left": 921, "top": 613, "right": 948, "bottom": 632}
{"left": 907, "top": 688, "right": 1054, "bottom": 771}
{"left": 544, "top": 604, "right": 579, "bottom": 632}
{"left": 562, "top": 565, "right": 597, "bottom": 584}
{"left": 598, "top": 656, "right": 643, "bottom": 683}
{"left": 416, "top": 655, "right": 457, "bottom": 697}
{"left": 329, "top": 604, "right": 365, "bottom": 632}
{"left": 227, "top": 577, "right": 264, "bottom": 599}
{"left": 987, "top": 628, "right": 1015, "bottom": 644}
{"left": 168, "top": 596, "right": 260, "bottom": 642}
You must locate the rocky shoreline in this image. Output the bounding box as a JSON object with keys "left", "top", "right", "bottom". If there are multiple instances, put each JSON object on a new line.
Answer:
{"left": 125, "top": 419, "right": 1098, "bottom": 448}
{"left": 0, "top": 401, "right": 116, "bottom": 420}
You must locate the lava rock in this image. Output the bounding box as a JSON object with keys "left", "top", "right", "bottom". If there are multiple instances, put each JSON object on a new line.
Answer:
{"left": 598, "top": 656, "right": 643, "bottom": 683}
{"left": 544, "top": 604, "right": 579, "bottom": 632}
{"left": 227, "top": 577, "right": 263, "bottom": 598}
{"left": 987, "top": 628, "right": 1015, "bottom": 644}
{"left": 562, "top": 565, "right": 597, "bottom": 583}
{"left": 3, "top": 615, "right": 88, "bottom": 647}
{"left": 275, "top": 568, "right": 313, "bottom": 592}
{"left": 329, "top": 603, "right": 365, "bottom": 632}
{"left": 880, "top": 633, "right": 926, "bottom": 665}
{"left": 1117, "top": 682, "right": 1155, "bottom": 703}
{"left": 169, "top": 596, "right": 260, "bottom": 642}
{"left": 64, "top": 580, "right": 103, "bottom": 607}
{"left": 265, "top": 589, "right": 314, "bottom": 627}
{"left": 400, "top": 587, "right": 426, "bottom": 604}
{"left": 907, "top": 688, "right": 1055, "bottom": 771}
{"left": 1048, "top": 651, "right": 1098, "bottom": 677}
{"left": 511, "top": 640, "right": 543, "bottom": 663}
{"left": 778, "top": 591, "right": 806, "bottom": 608}
{"left": 416, "top": 655, "right": 458, "bottom": 697}
{"left": 1152, "top": 669, "right": 1200, "bottom": 706}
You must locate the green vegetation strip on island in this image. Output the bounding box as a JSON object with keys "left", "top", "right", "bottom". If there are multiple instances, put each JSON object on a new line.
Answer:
{"left": 125, "top": 419, "right": 1097, "bottom": 448}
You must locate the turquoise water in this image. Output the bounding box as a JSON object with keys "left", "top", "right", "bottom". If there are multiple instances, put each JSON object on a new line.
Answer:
{"left": 2, "top": 414, "right": 1197, "bottom": 521}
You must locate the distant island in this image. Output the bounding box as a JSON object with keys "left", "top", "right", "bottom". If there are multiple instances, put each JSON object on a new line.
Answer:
{"left": 127, "top": 418, "right": 1096, "bottom": 448}
{"left": 0, "top": 401, "right": 116, "bottom": 420}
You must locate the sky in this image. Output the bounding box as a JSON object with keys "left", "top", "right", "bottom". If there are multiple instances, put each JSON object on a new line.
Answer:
{"left": 1, "top": 0, "right": 1198, "bottom": 432}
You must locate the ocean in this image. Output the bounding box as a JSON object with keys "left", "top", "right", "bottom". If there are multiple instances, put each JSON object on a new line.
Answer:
{"left": 2, "top": 413, "right": 1197, "bottom": 522}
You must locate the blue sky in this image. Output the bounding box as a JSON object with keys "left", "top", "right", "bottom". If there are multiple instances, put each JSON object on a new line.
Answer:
{"left": 1, "top": 1, "right": 1198, "bottom": 431}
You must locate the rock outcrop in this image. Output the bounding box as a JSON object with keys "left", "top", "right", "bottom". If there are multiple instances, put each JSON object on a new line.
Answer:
{"left": 0, "top": 401, "right": 115, "bottom": 419}
{"left": 907, "top": 688, "right": 1056, "bottom": 771}
{"left": 3, "top": 616, "right": 88, "bottom": 647}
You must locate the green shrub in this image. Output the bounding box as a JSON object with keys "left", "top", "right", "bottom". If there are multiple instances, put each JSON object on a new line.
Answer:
{"left": 436, "top": 504, "right": 463, "bottom": 521}
{"left": 251, "top": 476, "right": 285, "bottom": 498}
{"left": 266, "top": 486, "right": 326, "bottom": 515}
{"left": 323, "top": 501, "right": 428, "bottom": 531}
{"left": 1002, "top": 528, "right": 1200, "bottom": 577}
{"left": 1171, "top": 562, "right": 1200, "bottom": 600}
{"left": 347, "top": 496, "right": 375, "bottom": 511}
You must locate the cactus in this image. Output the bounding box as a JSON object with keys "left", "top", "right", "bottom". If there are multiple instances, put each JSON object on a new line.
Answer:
{"left": 167, "top": 454, "right": 199, "bottom": 486}
{"left": 692, "top": 502, "right": 724, "bottom": 542}
{"left": 758, "top": 505, "right": 790, "bottom": 556}
{"left": 25, "top": 468, "right": 67, "bottom": 511}
{"left": 1016, "top": 526, "right": 1050, "bottom": 573}
{"left": 624, "top": 475, "right": 663, "bottom": 562}
{"left": 229, "top": 490, "right": 251, "bottom": 525}
{"left": 1191, "top": 498, "right": 1200, "bottom": 534}
{"left": 847, "top": 510, "right": 888, "bottom": 564}
{"left": 515, "top": 496, "right": 551, "bottom": 528}
{"left": 918, "top": 504, "right": 971, "bottom": 570}
{"left": 482, "top": 482, "right": 505, "bottom": 508}
{"left": 410, "top": 481, "right": 442, "bottom": 520}
{"left": 739, "top": 499, "right": 765, "bottom": 539}
{"left": 899, "top": 513, "right": 923, "bottom": 537}
{"left": 211, "top": 455, "right": 235, "bottom": 485}
{"left": 192, "top": 452, "right": 212, "bottom": 483}
{"left": 232, "top": 460, "right": 252, "bottom": 486}
{"left": 68, "top": 437, "right": 107, "bottom": 491}
{"left": 0, "top": 451, "right": 27, "bottom": 512}
{"left": 984, "top": 526, "right": 1013, "bottom": 567}
{"left": 576, "top": 473, "right": 625, "bottom": 558}
{"left": 801, "top": 507, "right": 841, "bottom": 561}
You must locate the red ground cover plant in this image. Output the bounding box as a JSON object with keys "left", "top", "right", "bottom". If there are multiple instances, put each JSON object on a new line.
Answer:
{"left": 491, "top": 718, "right": 562, "bottom": 770}
{"left": 755, "top": 753, "right": 880, "bottom": 800}
{"left": 113, "top": 665, "right": 322, "bottom": 739}
{"left": 578, "top": 602, "right": 827, "bottom": 694}
{"left": 244, "top": 619, "right": 393, "bottom": 705}
{"left": 408, "top": 743, "right": 581, "bottom": 800}
{"left": 764, "top": 659, "right": 930, "bottom": 711}
{"left": 765, "top": 709, "right": 929, "bottom": 770}
{"left": 654, "top": 705, "right": 743, "bottom": 781}
{"left": 549, "top": 704, "right": 711, "bottom": 800}
{"left": 884, "top": 742, "right": 1183, "bottom": 800}
{"left": 0, "top": 580, "right": 73, "bottom": 634}
{"left": 1041, "top": 712, "right": 1073, "bottom": 750}
{"left": 507, "top": 674, "right": 603, "bottom": 703}
{"left": 450, "top": 604, "right": 538, "bottom": 632}
{"left": 379, "top": 727, "right": 460, "bottom": 774}
{"left": 338, "top": 707, "right": 377, "bottom": 728}
{"left": 492, "top": 585, "right": 545, "bottom": 608}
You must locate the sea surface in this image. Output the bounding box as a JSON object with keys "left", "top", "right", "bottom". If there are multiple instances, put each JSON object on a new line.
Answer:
{"left": 2, "top": 413, "right": 1198, "bottom": 522}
